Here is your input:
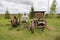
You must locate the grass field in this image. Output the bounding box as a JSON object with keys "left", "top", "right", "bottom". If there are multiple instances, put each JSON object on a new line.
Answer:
{"left": 0, "top": 18, "right": 60, "bottom": 40}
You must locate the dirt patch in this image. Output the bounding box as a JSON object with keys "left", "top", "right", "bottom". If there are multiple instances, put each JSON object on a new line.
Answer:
{"left": 46, "top": 25, "right": 56, "bottom": 31}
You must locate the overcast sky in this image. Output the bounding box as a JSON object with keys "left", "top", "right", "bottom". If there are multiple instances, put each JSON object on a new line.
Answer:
{"left": 0, "top": 0, "right": 60, "bottom": 14}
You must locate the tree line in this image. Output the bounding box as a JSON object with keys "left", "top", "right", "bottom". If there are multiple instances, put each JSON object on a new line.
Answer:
{"left": 5, "top": 0, "right": 60, "bottom": 19}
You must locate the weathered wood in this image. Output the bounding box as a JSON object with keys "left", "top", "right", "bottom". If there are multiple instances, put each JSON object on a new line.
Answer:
{"left": 34, "top": 11, "right": 45, "bottom": 19}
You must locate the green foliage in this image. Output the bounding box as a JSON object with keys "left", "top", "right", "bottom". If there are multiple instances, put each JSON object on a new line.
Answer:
{"left": 5, "top": 9, "right": 11, "bottom": 19}
{"left": 56, "top": 14, "right": 60, "bottom": 18}
{"left": 45, "top": 14, "right": 53, "bottom": 19}
{"left": 17, "top": 13, "right": 22, "bottom": 19}
{"left": 45, "top": 14, "right": 59, "bottom": 19}
{"left": 45, "top": 14, "right": 50, "bottom": 18}
{"left": 50, "top": 0, "right": 57, "bottom": 17}
{"left": 30, "top": 6, "right": 35, "bottom": 19}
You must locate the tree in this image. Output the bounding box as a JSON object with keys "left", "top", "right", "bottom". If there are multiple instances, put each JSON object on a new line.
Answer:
{"left": 50, "top": 0, "right": 57, "bottom": 18}
{"left": 5, "top": 9, "right": 11, "bottom": 19}
{"left": 30, "top": 5, "right": 35, "bottom": 19}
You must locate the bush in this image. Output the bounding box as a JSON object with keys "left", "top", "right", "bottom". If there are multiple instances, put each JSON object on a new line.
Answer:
{"left": 45, "top": 14, "right": 52, "bottom": 19}
{"left": 17, "top": 13, "right": 22, "bottom": 19}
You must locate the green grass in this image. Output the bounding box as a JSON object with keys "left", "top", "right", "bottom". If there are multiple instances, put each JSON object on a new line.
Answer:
{"left": 0, "top": 18, "right": 60, "bottom": 40}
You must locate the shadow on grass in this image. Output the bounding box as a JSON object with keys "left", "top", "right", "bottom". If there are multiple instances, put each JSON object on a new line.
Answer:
{"left": 55, "top": 36, "right": 60, "bottom": 40}
{"left": 5, "top": 24, "right": 10, "bottom": 26}
{"left": 0, "top": 24, "right": 10, "bottom": 26}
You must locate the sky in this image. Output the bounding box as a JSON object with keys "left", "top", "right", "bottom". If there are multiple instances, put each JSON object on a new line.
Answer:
{"left": 0, "top": 0, "right": 60, "bottom": 14}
